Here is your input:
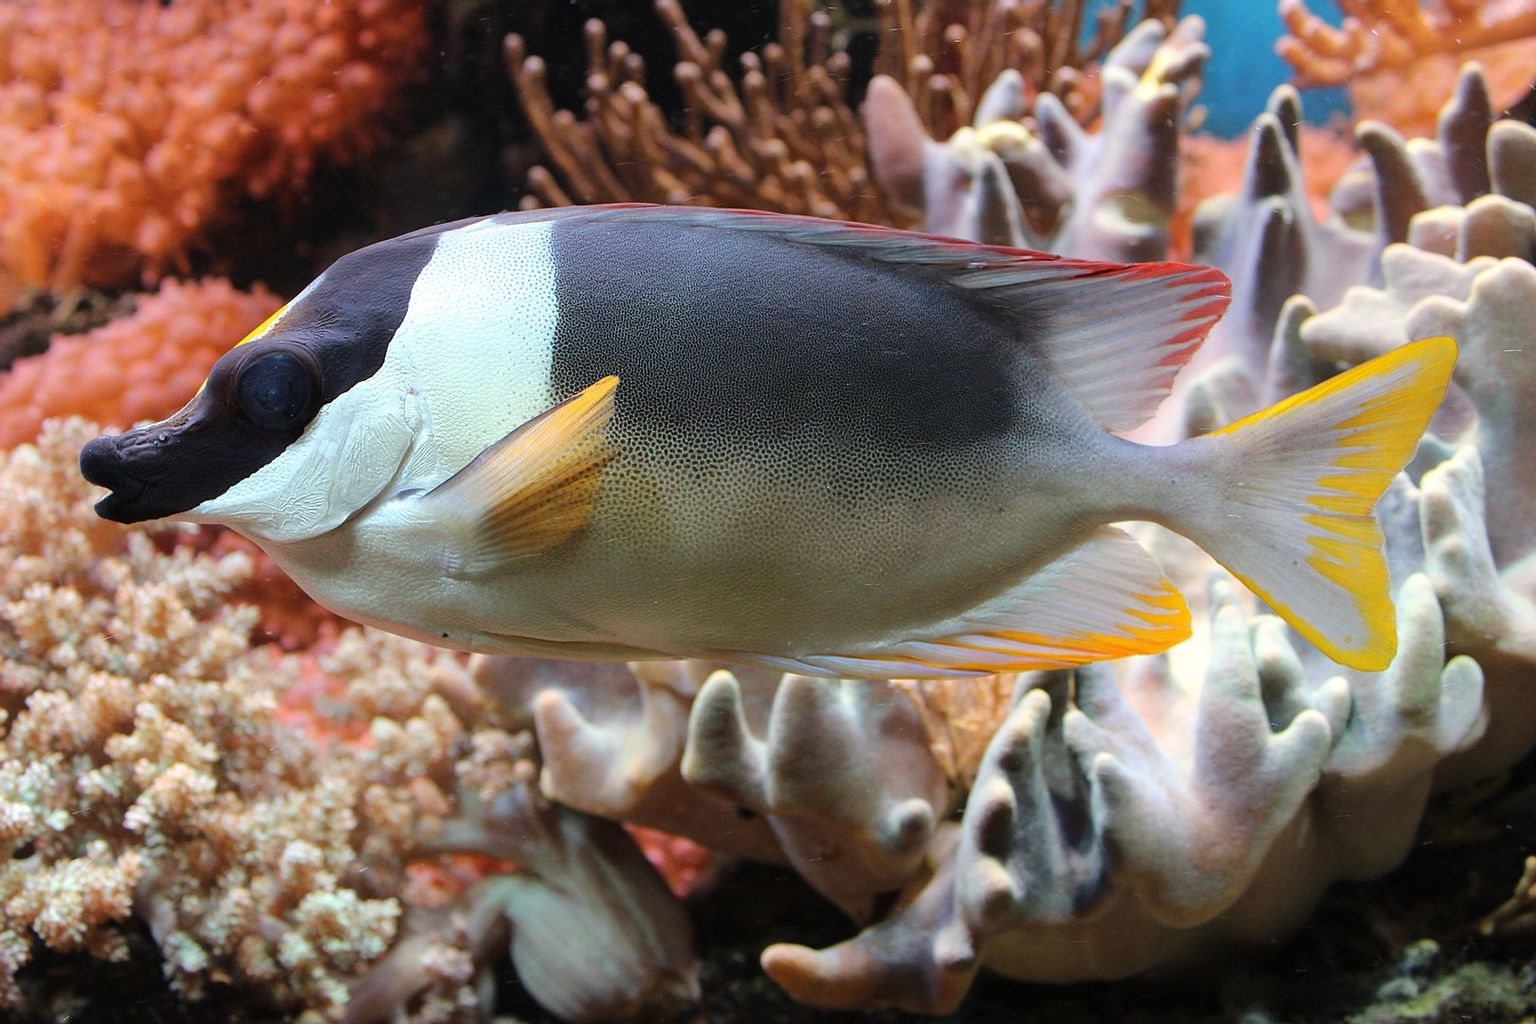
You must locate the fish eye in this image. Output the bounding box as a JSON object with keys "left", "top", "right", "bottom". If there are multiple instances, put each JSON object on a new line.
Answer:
{"left": 233, "top": 349, "right": 319, "bottom": 431}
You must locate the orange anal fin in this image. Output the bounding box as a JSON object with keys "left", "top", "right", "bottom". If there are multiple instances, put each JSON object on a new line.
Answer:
{"left": 726, "top": 527, "right": 1191, "bottom": 680}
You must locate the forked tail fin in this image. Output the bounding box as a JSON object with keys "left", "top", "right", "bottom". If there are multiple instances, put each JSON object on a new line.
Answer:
{"left": 1174, "top": 337, "right": 1456, "bottom": 670}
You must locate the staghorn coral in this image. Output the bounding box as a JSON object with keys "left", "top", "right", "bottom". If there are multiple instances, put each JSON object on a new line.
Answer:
{"left": 0, "top": 0, "right": 427, "bottom": 305}
{"left": 1277, "top": 0, "right": 1536, "bottom": 136}
{"left": 509, "top": 0, "right": 1184, "bottom": 222}
{"left": 1278, "top": 0, "right": 1536, "bottom": 85}
{"left": 508, "top": 0, "right": 883, "bottom": 221}
{"left": 0, "top": 277, "right": 280, "bottom": 449}
{"left": 868, "top": 0, "right": 1183, "bottom": 138}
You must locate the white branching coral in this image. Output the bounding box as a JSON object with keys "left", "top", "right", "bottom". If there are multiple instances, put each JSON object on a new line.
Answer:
{"left": 864, "top": 15, "right": 1209, "bottom": 261}
{"left": 0, "top": 420, "right": 519, "bottom": 1017}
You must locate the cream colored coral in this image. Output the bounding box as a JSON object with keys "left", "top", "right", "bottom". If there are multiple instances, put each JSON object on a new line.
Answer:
{"left": 0, "top": 420, "right": 518, "bottom": 1016}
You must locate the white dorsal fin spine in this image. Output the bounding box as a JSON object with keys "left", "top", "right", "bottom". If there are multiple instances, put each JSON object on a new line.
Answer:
{"left": 957, "top": 261, "right": 1230, "bottom": 432}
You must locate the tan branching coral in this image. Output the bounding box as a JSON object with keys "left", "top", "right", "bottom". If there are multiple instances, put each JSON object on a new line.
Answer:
{"left": 510, "top": 0, "right": 1185, "bottom": 223}
{"left": 508, "top": 0, "right": 883, "bottom": 221}
{"left": 0, "top": 0, "right": 427, "bottom": 304}
{"left": 872, "top": 0, "right": 1182, "bottom": 137}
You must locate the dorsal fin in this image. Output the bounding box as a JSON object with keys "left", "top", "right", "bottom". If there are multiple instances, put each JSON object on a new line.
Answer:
{"left": 574, "top": 205, "right": 1230, "bottom": 433}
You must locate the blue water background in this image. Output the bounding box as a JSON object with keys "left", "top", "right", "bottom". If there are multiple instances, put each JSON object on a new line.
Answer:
{"left": 1110, "top": 0, "right": 1353, "bottom": 135}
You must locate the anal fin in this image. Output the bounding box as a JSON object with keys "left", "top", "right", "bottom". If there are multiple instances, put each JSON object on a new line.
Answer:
{"left": 728, "top": 526, "right": 1191, "bottom": 680}
{"left": 415, "top": 376, "right": 619, "bottom": 576}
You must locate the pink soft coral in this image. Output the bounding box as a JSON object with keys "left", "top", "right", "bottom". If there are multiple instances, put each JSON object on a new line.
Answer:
{"left": 0, "top": 277, "right": 280, "bottom": 448}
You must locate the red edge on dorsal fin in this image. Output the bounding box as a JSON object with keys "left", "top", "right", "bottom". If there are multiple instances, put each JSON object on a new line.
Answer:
{"left": 572, "top": 206, "right": 1231, "bottom": 433}
{"left": 581, "top": 203, "right": 1067, "bottom": 264}
{"left": 950, "top": 256, "right": 1230, "bottom": 433}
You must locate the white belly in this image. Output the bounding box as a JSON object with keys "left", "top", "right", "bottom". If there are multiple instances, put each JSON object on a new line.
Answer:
{"left": 272, "top": 429, "right": 1107, "bottom": 660}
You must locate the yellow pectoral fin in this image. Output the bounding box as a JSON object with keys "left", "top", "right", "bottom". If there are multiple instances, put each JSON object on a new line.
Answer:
{"left": 419, "top": 375, "right": 620, "bottom": 576}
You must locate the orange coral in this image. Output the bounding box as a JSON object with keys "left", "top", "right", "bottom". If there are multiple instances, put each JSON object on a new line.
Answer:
{"left": 0, "top": 0, "right": 427, "bottom": 305}
{"left": 0, "top": 277, "right": 280, "bottom": 448}
{"left": 1174, "top": 125, "right": 1356, "bottom": 258}
{"left": 627, "top": 825, "right": 716, "bottom": 898}
{"left": 1278, "top": 0, "right": 1536, "bottom": 136}
{"left": 1345, "top": 44, "right": 1536, "bottom": 138}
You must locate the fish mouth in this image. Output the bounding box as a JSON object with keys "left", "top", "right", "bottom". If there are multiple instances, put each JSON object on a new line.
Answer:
{"left": 79, "top": 434, "right": 154, "bottom": 523}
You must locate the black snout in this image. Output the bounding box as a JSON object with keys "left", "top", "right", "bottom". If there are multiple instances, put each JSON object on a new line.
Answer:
{"left": 79, "top": 435, "right": 148, "bottom": 523}
{"left": 79, "top": 401, "right": 288, "bottom": 524}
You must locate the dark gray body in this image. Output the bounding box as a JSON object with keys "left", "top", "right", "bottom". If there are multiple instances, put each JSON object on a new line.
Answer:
{"left": 490, "top": 209, "right": 1132, "bottom": 654}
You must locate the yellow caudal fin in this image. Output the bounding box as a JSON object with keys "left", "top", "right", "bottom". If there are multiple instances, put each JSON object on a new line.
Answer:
{"left": 1180, "top": 337, "right": 1456, "bottom": 670}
